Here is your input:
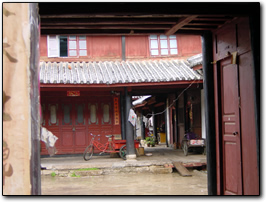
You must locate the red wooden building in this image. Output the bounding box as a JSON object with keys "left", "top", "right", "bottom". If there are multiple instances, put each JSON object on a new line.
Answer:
{"left": 39, "top": 33, "right": 203, "bottom": 155}
{"left": 36, "top": 2, "right": 260, "bottom": 195}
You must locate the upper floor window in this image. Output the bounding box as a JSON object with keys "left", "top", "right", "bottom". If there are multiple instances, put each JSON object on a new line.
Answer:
{"left": 47, "top": 35, "right": 87, "bottom": 58}
{"left": 149, "top": 35, "right": 178, "bottom": 56}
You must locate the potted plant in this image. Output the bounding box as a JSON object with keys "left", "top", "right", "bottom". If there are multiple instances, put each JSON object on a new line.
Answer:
{"left": 145, "top": 137, "right": 155, "bottom": 147}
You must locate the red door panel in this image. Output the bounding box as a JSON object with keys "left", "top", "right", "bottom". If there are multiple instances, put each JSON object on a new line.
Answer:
{"left": 220, "top": 59, "right": 242, "bottom": 195}
{"left": 62, "top": 132, "right": 73, "bottom": 146}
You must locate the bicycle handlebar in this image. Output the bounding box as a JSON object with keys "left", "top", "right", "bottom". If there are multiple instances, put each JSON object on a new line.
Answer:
{"left": 90, "top": 133, "right": 101, "bottom": 138}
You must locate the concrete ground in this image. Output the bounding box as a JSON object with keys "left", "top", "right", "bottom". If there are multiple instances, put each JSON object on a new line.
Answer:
{"left": 41, "top": 145, "right": 207, "bottom": 195}
{"left": 41, "top": 145, "right": 206, "bottom": 173}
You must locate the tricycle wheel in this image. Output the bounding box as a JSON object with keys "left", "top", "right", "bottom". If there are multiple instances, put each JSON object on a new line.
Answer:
{"left": 183, "top": 141, "right": 188, "bottom": 156}
{"left": 83, "top": 145, "right": 94, "bottom": 161}
{"left": 119, "top": 145, "right": 127, "bottom": 160}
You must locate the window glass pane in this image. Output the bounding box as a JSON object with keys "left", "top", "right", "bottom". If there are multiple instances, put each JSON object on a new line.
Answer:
{"left": 170, "top": 49, "right": 178, "bottom": 55}
{"left": 79, "top": 40, "right": 86, "bottom": 49}
{"left": 160, "top": 40, "right": 168, "bottom": 48}
{"left": 161, "top": 49, "right": 168, "bottom": 55}
{"left": 169, "top": 35, "right": 176, "bottom": 39}
{"left": 90, "top": 105, "right": 96, "bottom": 123}
{"left": 151, "top": 49, "right": 159, "bottom": 55}
{"left": 79, "top": 50, "right": 87, "bottom": 56}
{"left": 160, "top": 35, "right": 167, "bottom": 39}
{"left": 170, "top": 39, "right": 177, "bottom": 48}
{"left": 60, "top": 36, "right": 68, "bottom": 57}
{"left": 69, "top": 36, "right": 76, "bottom": 40}
{"left": 103, "top": 105, "right": 110, "bottom": 123}
{"left": 69, "top": 41, "right": 77, "bottom": 49}
{"left": 151, "top": 40, "right": 158, "bottom": 48}
{"left": 50, "top": 105, "right": 57, "bottom": 124}
{"left": 150, "top": 35, "right": 157, "bottom": 39}
{"left": 79, "top": 36, "right": 86, "bottom": 40}
{"left": 77, "top": 105, "right": 84, "bottom": 124}
{"left": 69, "top": 50, "right": 77, "bottom": 56}
{"left": 63, "top": 105, "right": 71, "bottom": 124}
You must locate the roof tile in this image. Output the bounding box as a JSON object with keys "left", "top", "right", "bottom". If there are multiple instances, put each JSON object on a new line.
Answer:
{"left": 39, "top": 57, "right": 203, "bottom": 85}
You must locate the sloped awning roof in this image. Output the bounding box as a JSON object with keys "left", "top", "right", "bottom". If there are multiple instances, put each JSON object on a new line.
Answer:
{"left": 39, "top": 58, "right": 202, "bottom": 85}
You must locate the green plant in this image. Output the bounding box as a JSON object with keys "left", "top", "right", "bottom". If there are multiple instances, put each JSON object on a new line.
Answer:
{"left": 70, "top": 172, "right": 81, "bottom": 177}
{"left": 145, "top": 137, "right": 155, "bottom": 147}
{"left": 51, "top": 172, "right": 56, "bottom": 177}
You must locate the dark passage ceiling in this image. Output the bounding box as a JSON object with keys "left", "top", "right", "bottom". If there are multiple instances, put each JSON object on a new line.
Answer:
{"left": 39, "top": 2, "right": 259, "bottom": 35}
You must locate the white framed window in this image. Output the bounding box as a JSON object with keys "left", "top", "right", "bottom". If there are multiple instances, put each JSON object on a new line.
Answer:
{"left": 47, "top": 35, "right": 87, "bottom": 58}
{"left": 149, "top": 35, "right": 178, "bottom": 56}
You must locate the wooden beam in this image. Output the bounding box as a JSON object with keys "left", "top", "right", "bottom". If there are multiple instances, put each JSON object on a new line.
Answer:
{"left": 40, "top": 14, "right": 190, "bottom": 19}
{"left": 40, "top": 80, "right": 203, "bottom": 88}
{"left": 180, "top": 27, "right": 215, "bottom": 31}
{"left": 41, "top": 18, "right": 178, "bottom": 25}
{"left": 165, "top": 15, "right": 198, "bottom": 36}
{"left": 173, "top": 162, "right": 192, "bottom": 177}
{"left": 41, "top": 24, "right": 171, "bottom": 30}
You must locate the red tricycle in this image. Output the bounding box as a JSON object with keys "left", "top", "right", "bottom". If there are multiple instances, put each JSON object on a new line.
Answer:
{"left": 181, "top": 132, "right": 206, "bottom": 156}
{"left": 83, "top": 133, "right": 139, "bottom": 161}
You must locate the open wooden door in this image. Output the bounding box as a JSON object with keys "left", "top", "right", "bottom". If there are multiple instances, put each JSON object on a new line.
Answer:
{"left": 220, "top": 58, "right": 242, "bottom": 195}
{"left": 213, "top": 17, "right": 259, "bottom": 195}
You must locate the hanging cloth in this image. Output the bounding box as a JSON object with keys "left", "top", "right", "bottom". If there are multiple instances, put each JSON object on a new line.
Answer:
{"left": 128, "top": 109, "right": 137, "bottom": 126}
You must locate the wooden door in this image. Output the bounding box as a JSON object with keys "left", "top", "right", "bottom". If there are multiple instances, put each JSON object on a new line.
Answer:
{"left": 61, "top": 101, "right": 74, "bottom": 154}
{"left": 61, "top": 99, "right": 88, "bottom": 154}
{"left": 87, "top": 97, "right": 113, "bottom": 152}
{"left": 220, "top": 58, "right": 242, "bottom": 195}
{"left": 41, "top": 95, "right": 117, "bottom": 155}
{"left": 73, "top": 101, "right": 87, "bottom": 153}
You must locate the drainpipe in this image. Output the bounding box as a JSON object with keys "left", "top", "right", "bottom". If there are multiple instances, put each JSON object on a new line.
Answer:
{"left": 202, "top": 31, "right": 217, "bottom": 195}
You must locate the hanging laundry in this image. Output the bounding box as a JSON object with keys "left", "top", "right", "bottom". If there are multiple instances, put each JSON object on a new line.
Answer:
{"left": 128, "top": 109, "right": 137, "bottom": 126}
{"left": 41, "top": 127, "right": 58, "bottom": 156}
{"left": 143, "top": 116, "right": 148, "bottom": 128}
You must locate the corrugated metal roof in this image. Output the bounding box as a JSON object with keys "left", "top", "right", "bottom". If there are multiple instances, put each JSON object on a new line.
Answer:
{"left": 39, "top": 58, "right": 202, "bottom": 85}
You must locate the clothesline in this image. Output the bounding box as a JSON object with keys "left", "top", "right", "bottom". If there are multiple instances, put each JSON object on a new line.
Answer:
{"left": 145, "top": 79, "right": 199, "bottom": 117}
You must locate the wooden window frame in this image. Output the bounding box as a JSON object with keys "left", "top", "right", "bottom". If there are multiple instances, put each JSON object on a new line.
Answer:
{"left": 149, "top": 35, "right": 178, "bottom": 57}
{"left": 47, "top": 35, "right": 87, "bottom": 58}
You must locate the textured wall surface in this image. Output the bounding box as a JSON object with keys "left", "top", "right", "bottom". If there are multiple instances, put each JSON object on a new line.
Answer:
{"left": 3, "top": 3, "right": 32, "bottom": 195}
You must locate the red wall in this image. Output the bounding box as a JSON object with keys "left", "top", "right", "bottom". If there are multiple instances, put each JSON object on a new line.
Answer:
{"left": 90, "top": 36, "right": 122, "bottom": 60}
{"left": 40, "top": 34, "right": 202, "bottom": 61}
{"left": 126, "top": 36, "right": 149, "bottom": 59}
{"left": 40, "top": 35, "right": 47, "bottom": 57}
{"left": 177, "top": 34, "right": 202, "bottom": 56}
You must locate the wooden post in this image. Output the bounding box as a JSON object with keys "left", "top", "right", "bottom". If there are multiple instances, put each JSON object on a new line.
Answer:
{"left": 122, "top": 36, "right": 126, "bottom": 61}
{"left": 140, "top": 110, "right": 145, "bottom": 140}
{"left": 152, "top": 107, "right": 158, "bottom": 143}
{"left": 249, "top": 14, "right": 260, "bottom": 181}
{"left": 175, "top": 92, "right": 179, "bottom": 146}
{"left": 124, "top": 88, "right": 136, "bottom": 159}
{"left": 202, "top": 31, "right": 217, "bottom": 195}
{"left": 165, "top": 99, "right": 169, "bottom": 147}
{"left": 29, "top": 3, "right": 41, "bottom": 195}
{"left": 120, "top": 92, "right": 126, "bottom": 140}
